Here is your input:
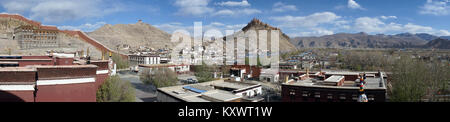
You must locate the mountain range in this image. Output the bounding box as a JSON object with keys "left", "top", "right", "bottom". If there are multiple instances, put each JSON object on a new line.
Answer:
{"left": 290, "top": 32, "right": 450, "bottom": 49}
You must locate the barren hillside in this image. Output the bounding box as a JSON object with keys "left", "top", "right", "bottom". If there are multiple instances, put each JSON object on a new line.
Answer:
{"left": 87, "top": 21, "right": 173, "bottom": 52}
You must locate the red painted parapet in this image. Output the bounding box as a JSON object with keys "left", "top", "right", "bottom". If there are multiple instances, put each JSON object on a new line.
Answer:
{"left": 0, "top": 58, "right": 111, "bottom": 102}
{"left": 90, "top": 61, "right": 110, "bottom": 88}
{"left": 34, "top": 65, "right": 98, "bottom": 102}
{"left": 0, "top": 67, "right": 36, "bottom": 102}
{"left": 54, "top": 57, "right": 74, "bottom": 65}
{"left": 21, "top": 56, "right": 52, "bottom": 59}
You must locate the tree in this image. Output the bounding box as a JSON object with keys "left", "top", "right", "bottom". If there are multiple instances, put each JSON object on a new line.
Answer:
{"left": 140, "top": 68, "right": 178, "bottom": 88}
{"left": 110, "top": 53, "right": 129, "bottom": 69}
{"left": 389, "top": 56, "right": 450, "bottom": 102}
{"left": 194, "top": 62, "right": 214, "bottom": 83}
{"left": 96, "top": 75, "right": 136, "bottom": 102}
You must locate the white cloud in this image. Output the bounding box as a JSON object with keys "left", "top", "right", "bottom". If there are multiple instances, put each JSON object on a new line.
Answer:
{"left": 215, "top": 0, "right": 250, "bottom": 7}
{"left": 270, "top": 12, "right": 341, "bottom": 28}
{"left": 403, "top": 23, "right": 434, "bottom": 33}
{"left": 272, "top": 2, "right": 298, "bottom": 12}
{"left": 354, "top": 17, "right": 391, "bottom": 33}
{"left": 210, "top": 22, "right": 225, "bottom": 26}
{"left": 1, "top": 0, "right": 35, "bottom": 14}
{"left": 0, "top": 0, "right": 125, "bottom": 23}
{"left": 174, "top": 0, "right": 260, "bottom": 17}
{"left": 174, "top": 0, "right": 214, "bottom": 16}
{"left": 155, "top": 22, "right": 245, "bottom": 35}
{"left": 436, "top": 30, "right": 450, "bottom": 36}
{"left": 289, "top": 28, "right": 334, "bottom": 37}
{"left": 58, "top": 22, "right": 107, "bottom": 32}
{"left": 240, "top": 8, "right": 262, "bottom": 15}
{"left": 380, "top": 16, "right": 397, "bottom": 19}
{"left": 213, "top": 9, "right": 235, "bottom": 16}
{"left": 213, "top": 8, "right": 261, "bottom": 16}
{"left": 353, "top": 16, "right": 450, "bottom": 36}
{"left": 419, "top": 0, "right": 450, "bottom": 16}
{"left": 270, "top": 12, "right": 342, "bottom": 37}
{"left": 334, "top": 20, "right": 351, "bottom": 29}
{"left": 348, "top": 0, "right": 364, "bottom": 10}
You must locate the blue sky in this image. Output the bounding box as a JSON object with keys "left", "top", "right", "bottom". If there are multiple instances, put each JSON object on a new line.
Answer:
{"left": 1, "top": 0, "right": 450, "bottom": 37}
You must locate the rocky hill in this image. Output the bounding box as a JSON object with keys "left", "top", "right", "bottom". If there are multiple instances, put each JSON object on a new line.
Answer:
{"left": 225, "top": 18, "right": 297, "bottom": 52}
{"left": 423, "top": 38, "right": 450, "bottom": 49}
{"left": 87, "top": 21, "right": 173, "bottom": 52}
{"left": 290, "top": 32, "right": 431, "bottom": 49}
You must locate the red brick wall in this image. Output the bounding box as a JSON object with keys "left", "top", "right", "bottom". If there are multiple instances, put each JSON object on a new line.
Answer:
{"left": 91, "top": 61, "right": 109, "bottom": 70}
{"left": 34, "top": 65, "right": 98, "bottom": 102}
{"left": 281, "top": 85, "right": 386, "bottom": 102}
{"left": 95, "top": 74, "right": 108, "bottom": 89}
{"left": 54, "top": 58, "right": 74, "bottom": 65}
{"left": 35, "top": 83, "right": 96, "bottom": 102}
{"left": 36, "top": 66, "right": 97, "bottom": 80}
{"left": 19, "top": 60, "right": 53, "bottom": 67}
{"left": 0, "top": 71, "right": 36, "bottom": 82}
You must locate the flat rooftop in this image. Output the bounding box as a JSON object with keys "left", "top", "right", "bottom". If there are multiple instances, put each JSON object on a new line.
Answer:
{"left": 212, "top": 81, "right": 260, "bottom": 91}
{"left": 158, "top": 80, "right": 260, "bottom": 102}
{"left": 324, "top": 75, "right": 344, "bottom": 83}
{"left": 201, "top": 90, "right": 241, "bottom": 102}
{"left": 285, "top": 72, "right": 387, "bottom": 90}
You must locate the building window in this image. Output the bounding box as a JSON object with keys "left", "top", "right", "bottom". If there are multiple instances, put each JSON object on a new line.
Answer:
{"left": 327, "top": 93, "right": 333, "bottom": 99}
{"left": 302, "top": 91, "right": 309, "bottom": 97}
{"left": 314, "top": 92, "right": 321, "bottom": 98}
{"left": 368, "top": 95, "right": 375, "bottom": 101}
{"left": 352, "top": 94, "right": 358, "bottom": 101}
{"left": 289, "top": 89, "right": 296, "bottom": 101}
{"left": 339, "top": 93, "right": 346, "bottom": 100}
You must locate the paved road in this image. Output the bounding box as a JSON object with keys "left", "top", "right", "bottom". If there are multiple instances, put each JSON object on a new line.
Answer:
{"left": 118, "top": 71, "right": 157, "bottom": 102}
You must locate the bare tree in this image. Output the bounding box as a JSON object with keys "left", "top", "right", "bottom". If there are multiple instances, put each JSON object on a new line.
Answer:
{"left": 140, "top": 68, "right": 178, "bottom": 88}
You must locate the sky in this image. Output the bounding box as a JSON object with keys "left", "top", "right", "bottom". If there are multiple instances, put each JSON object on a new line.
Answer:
{"left": 1, "top": 0, "right": 450, "bottom": 37}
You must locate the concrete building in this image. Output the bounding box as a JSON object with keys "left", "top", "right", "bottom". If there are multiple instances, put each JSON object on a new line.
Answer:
{"left": 282, "top": 71, "right": 387, "bottom": 102}
{"left": 230, "top": 65, "right": 261, "bottom": 81}
{"left": 259, "top": 68, "right": 279, "bottom": 82}
{"left": 138, "top": 64, "right": 190, "bottom": 74}
{"left": 14, "top": 25, "right": 59, "bottom": 49}
{"left": 128, "top": 54, "right": 161, "bottom": 66}
{"left": 157, "top": 80, "right": 263, "bottom": 102}
{"left": 0, "top": 55, "right": 111, "bottom": 102}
